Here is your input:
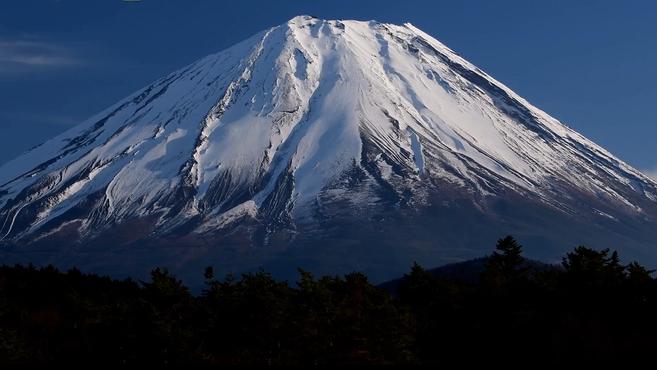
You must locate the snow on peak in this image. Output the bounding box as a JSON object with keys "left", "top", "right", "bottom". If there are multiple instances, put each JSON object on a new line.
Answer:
{"left": 1, "top": 17, "right": 656, "bottom": 241}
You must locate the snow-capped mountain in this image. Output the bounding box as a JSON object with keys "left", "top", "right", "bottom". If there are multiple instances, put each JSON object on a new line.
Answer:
{"left": 2, "top": 16, "right": 657, "bottom": 282}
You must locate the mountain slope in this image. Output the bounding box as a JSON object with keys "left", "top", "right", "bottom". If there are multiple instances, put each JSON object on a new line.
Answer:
{"left": 1, "top": 16, "right": 656, "bottom": 282}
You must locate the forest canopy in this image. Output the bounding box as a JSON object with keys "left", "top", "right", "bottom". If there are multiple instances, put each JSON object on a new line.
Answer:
{"left": 1, "top": 236, "right": 656, "bottom": 365}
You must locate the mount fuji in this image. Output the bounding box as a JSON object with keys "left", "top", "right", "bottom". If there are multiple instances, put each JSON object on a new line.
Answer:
{"left": 2, "top": 16, "right": 657, "bottom": 282}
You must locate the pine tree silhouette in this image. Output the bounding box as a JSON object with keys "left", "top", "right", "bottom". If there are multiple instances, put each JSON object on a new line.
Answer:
{"left": 482, "top": 235, "right": 528, "bottom": 287}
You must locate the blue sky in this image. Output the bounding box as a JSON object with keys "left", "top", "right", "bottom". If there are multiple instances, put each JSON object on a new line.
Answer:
{"left": 1, "top": 0, "right": 656, "bottom": 176}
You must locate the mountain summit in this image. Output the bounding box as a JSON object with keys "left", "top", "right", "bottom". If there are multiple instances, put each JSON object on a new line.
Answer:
{"left": 2, "top": 16, "right": 656, "bottom": 281}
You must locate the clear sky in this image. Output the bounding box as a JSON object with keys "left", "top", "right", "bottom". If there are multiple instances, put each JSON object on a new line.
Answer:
{"left": 1, "top": 0, "right": 656, "bottom": 177}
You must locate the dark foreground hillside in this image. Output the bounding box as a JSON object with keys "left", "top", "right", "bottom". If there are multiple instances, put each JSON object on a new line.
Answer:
{"left": 1, "top": 236, "right": 656, "bottom": 365}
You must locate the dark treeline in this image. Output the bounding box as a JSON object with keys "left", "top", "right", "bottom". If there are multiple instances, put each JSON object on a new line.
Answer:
{"left": 1, "top": 236, "right": 657, "bottom": 365}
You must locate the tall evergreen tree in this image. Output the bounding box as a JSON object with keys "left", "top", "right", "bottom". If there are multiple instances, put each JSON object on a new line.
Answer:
{"left": 481, "top": 235, "right": 528, "bottom": 287}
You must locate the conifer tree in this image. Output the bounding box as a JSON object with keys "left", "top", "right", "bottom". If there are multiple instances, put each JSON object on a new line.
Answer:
{"left": 562, "top": 246, "right": 626, "bottom": 287}
{"left": 482, "top": 235, "right": 527, "bottom": 287}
